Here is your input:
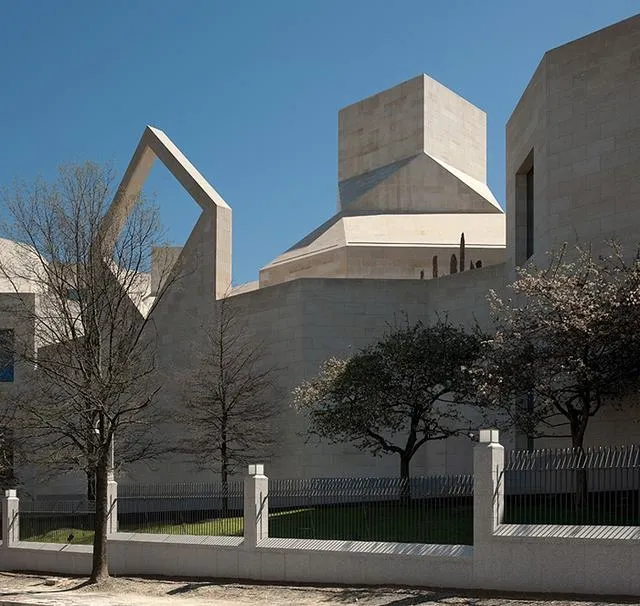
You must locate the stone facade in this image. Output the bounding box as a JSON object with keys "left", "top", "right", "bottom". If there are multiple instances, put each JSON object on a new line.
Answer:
{"left": 506, "top": 14, "right": 640, "bottom": 266}
{"left": 505, "top": 13, "right": 640, "bottom": 450}
{"left": 2, "top": 15, "right": 640, "bottom": 494}
{"left": 260, "top": 74, "right": 505, "bottom": 288}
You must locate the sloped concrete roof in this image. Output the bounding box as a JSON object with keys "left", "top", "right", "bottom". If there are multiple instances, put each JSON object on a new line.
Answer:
{"left": 261, "top": 212, "right": 505, "bottom": 271}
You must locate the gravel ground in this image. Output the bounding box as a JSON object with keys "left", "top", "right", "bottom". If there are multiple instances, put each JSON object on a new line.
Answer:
{"left": 0, "top": 572, "right": 638, "bottom": 606}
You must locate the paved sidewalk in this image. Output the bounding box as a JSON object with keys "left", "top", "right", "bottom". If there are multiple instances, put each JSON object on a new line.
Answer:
{"left": 0, "top": 572, "right": 638, "bottom": 606}
{"left": 0, "top": 593, "right": 224, "bottom": 606}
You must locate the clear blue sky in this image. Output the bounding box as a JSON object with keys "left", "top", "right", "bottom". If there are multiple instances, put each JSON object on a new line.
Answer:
{"left": 1, "top": 1, "right": 638, "bottom": 285}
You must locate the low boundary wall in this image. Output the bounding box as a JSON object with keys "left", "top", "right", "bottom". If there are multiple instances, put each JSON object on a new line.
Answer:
{"left": 0, "top": 431, "right": 638, "bottom": 596}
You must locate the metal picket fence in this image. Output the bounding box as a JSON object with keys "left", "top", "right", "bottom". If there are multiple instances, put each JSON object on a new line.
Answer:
{"left": 117, "top": 481, "right": 244, "bottom": 536}
{"left": 19, "top": 498, "right": 95, "bottom": 544}
{"left": 268, "top": 475, "right": 474, "bottom": 545}
{"left": 503, "top": 444, "right": 640, "bottom": 526}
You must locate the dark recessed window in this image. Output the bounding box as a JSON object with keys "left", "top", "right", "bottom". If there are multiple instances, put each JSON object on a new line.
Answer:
{"left": 0, "top": 329, "right": 14, "bottom": 382}
{"left": 526, "top": 167, "right": 534, "bottom": 260}
{"left": 516, "top": 151, "right": 534, "bottom": 265}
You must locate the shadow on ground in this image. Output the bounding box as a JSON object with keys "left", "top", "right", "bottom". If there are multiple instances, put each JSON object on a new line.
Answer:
{"left": 2, "top": 573, "right": 640, "bottom": 605}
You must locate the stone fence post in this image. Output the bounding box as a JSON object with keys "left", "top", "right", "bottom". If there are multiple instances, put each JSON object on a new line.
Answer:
{"left": 107, "top": 479, "right": 118, "bottom": 534}
{"left": 473, "top": 428, "right": 504, "bottom": 587}
{"left": 2, "top": 489, "right": 19, "bottom": 547}
{"left": 244, "top": 464, "right": 268, "bottom": 549}
{"left": 473, "top": 428, "right": 504, "bottom": 544}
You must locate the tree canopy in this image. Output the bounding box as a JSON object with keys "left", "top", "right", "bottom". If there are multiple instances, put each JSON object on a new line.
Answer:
{"left": 476, "top": 244, "right": 640, "bottom": 448}
{"left": 177, "top": 293, "right": 280, "bottom": 484}
{"left": 294, "top": 320, "right": 483, "bottom": 478}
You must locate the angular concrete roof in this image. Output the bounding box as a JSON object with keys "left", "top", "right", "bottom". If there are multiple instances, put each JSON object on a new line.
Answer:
{"left": 339, "top": 153, "right": 502, "bottom": 214}
{"left": 260, "top": 73, "right": 506, "bottom": 286}
{"left": 262, "top": 213, "right": 505, "bottom": 272}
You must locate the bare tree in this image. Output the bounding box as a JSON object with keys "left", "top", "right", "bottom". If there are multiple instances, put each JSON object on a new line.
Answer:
{"left": 177, "top": 293, "right": 279, "bottom": 491}
{"left": 0, "top": 325, "right": 19, "bottom": 487}
{"left": 0, "top": 163, "right": 178, "bottom": 583}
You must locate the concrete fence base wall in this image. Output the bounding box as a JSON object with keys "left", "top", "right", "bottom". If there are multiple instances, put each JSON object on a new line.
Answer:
{"left": 478, "top": 527, "right": 640, "bottom": 595}
{"left": 0, "top": 539, "right": 473, "bottom": 588}
{"left": 1, "top": 432, "right": 639, "bottom": 596}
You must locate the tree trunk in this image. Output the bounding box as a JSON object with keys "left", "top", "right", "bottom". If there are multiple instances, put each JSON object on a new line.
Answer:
{"left": 570, "top": 420, "right": 588, "bottom": 518}
{"left": 220, "top": 439, "right": 229, "bottom": 515}
{"left": 89, "top": 458, "right": 110, "bottom": 584}
{"left": 399, "top": 453, "right": 412, "bottom": 502}
{"left": 87, "top": 470, "right": 96, "bottom": 501}
{"left": 400, "top": 454, "right": 410, "bottom": 479}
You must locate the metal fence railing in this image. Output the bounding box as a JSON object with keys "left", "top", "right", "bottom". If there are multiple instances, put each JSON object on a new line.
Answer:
{"left": 503, "top": 445, "right": 640, "bottom": 526}
{"left": 268, "top": 475, "right": 474, "bottom": 545}
{"left": 117, "top": 481, "right": 244, "bottom": 536}
{"left": 19, "top": 498, "right": 96, "bottom": 544}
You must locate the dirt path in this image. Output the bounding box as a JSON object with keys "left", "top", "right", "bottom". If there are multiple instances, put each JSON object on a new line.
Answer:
{"left": 0, "top": 572, "right": 638, "bottom": 606}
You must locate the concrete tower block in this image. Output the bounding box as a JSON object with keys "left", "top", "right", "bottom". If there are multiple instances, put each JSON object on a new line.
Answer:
{"left": 338, "top": 74, "right": 487, "bottom": 186}
{"left": 337, "top": 75, "right": 498, "bottom": 214}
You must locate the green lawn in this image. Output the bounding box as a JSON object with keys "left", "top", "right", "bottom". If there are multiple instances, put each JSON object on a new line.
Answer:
{"left": 120, "top": 516, "right": 244, "bottom": 536}
{"left": 22, "top": 502, "right": 473, "bottom": 546}
{"left": 25, "top": 527, "right": 96, "bottom": 545}
{"left": 504, "top": 495, "right": 640, "bottom": 526}
{"left": 24, "top": 499, "right": 640, "bottom": 546}
{"left": 269, "top": 503, "right": 473, "bottom": 545}
{"left": 23, "top": 516, "right": 244, "bottom": 544}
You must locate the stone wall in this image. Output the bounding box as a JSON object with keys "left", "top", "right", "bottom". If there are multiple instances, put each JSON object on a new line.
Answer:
{"left": 507, "top": 14, "right": 640, "bottom": 265}
{"left": 3, "top": 435, "right": 640, "bottom": 596}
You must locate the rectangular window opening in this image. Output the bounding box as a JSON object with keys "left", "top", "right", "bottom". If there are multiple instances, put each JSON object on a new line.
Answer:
{"left": 515, "top": 150, "right": 534, "bottom": 265}
{"left": 525, "top": 167, "right": 534, "bottom": 260}
{"left": 0, "top": 329, "right": 15, "bottom": 382}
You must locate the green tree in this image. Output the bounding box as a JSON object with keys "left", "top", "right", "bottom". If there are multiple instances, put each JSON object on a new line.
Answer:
{"left": 294, "top": 320, "right": 482, "bottom": 478}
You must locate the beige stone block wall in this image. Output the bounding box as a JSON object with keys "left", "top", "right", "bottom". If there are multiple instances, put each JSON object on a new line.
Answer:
{"left": 506, "top": 59, "right": 547, "bottom": 271}
{"left": 339, "top": 74, "right": 487, "bottom": 184}
{"left": 339, "top": 75, "right": 424, "bottom": 182}
{"left": 348, "top": 153, "right": 499, "bottom": 214}
{"left": 345, "top": 246, "right": 504, "bottom": 280}
{"left": 423, "top": 76, "right": 486, "bottom": 183}
{"left": 507, "top": 15, "right": 640, "bottom": 265}
{"left": 111, "top": 265, "right": 507, "bottom": 485}
{"left": 259, "top": 248, "right": 348, "bottom": 287}
{"left": 260, "top": 243, "right": 504, "bottom": 286}
{"left": 239, "top": 268, "right": 505, "bottom": 480}
{"left": 503, "top": 15, "right": 640, "bottom": 453}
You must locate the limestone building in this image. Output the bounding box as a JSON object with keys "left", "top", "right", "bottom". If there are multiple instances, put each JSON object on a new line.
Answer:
{"left": 2, "top": 13, "right": 640, "bottom": 493}
{"left": 260, "top": 74, "right": 505, "bottom": 286}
